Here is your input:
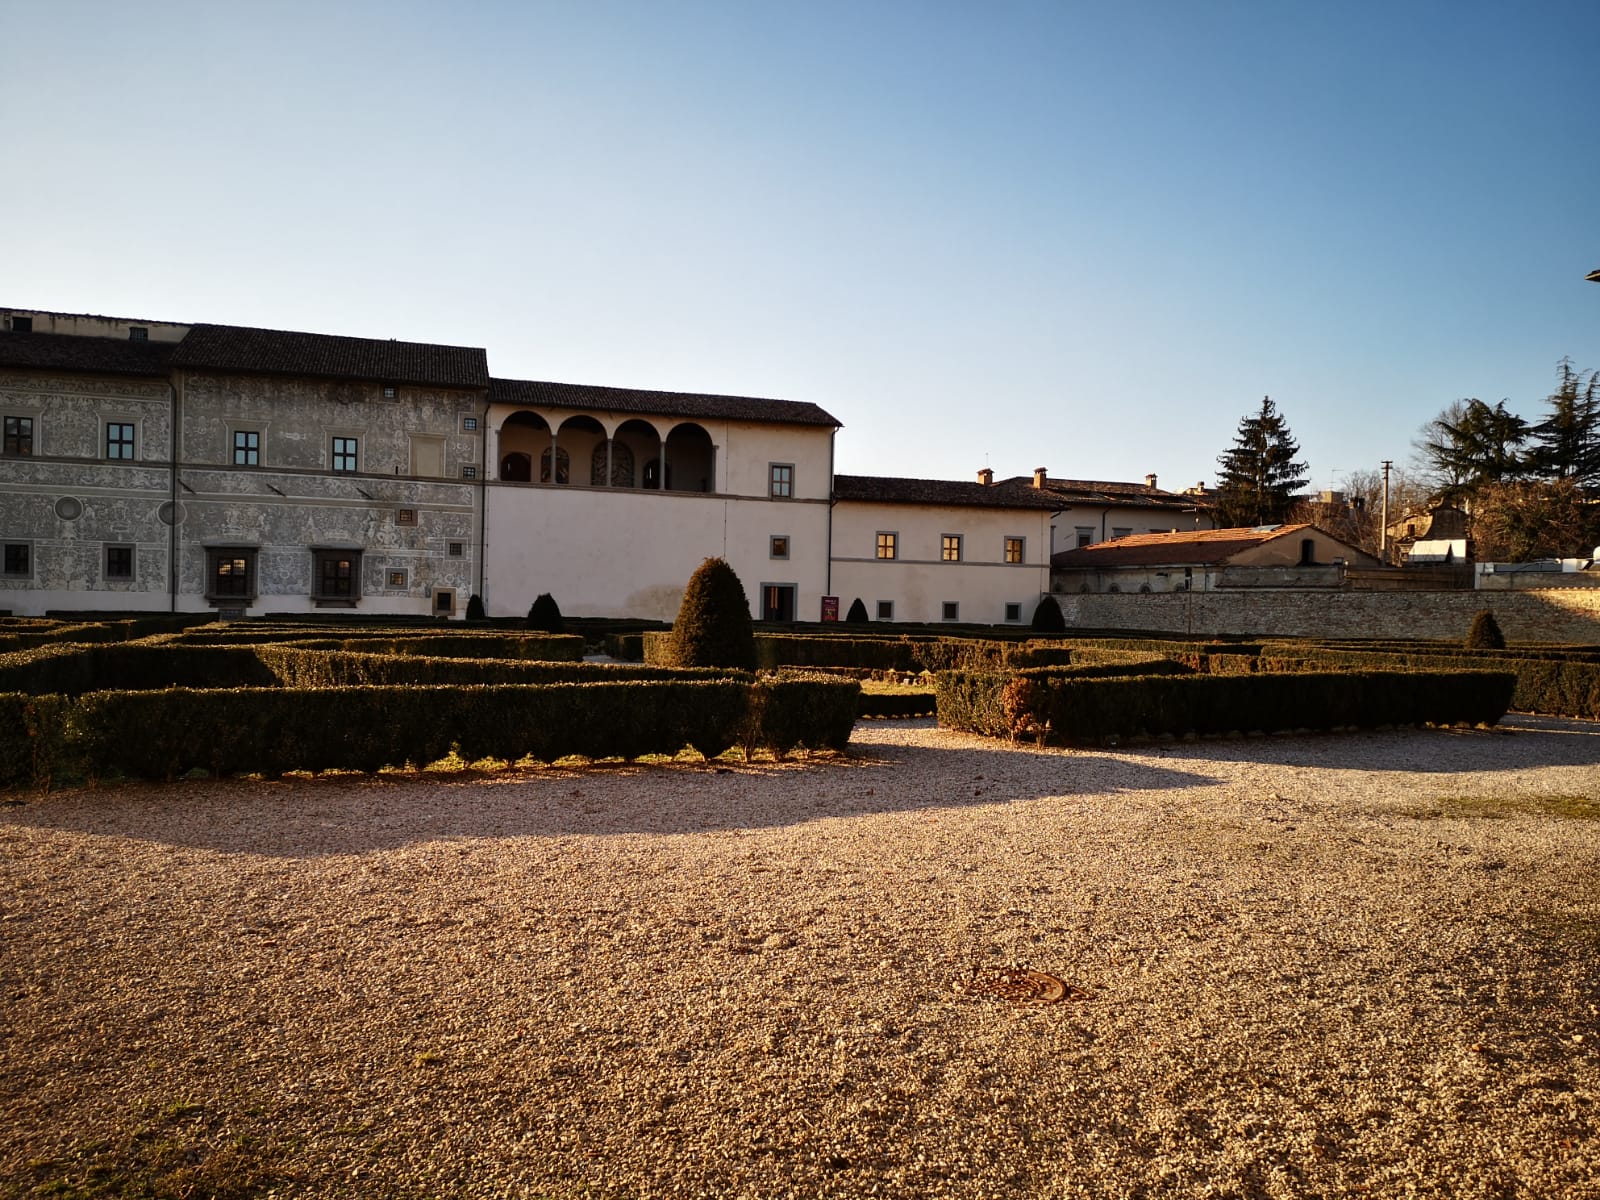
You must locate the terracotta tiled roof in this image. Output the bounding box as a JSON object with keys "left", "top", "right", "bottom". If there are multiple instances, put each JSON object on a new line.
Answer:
{"left": 170, "top": 324, "right": 490, "bottom": 389}
{"left": 0, "top": 331, "right": 175, "bottom": 376}
{"left": 490, "top": 378, "right": 840, "bottom": 428}
{"left": 1051, "top": 524, "right": 1316, "bottom": 569}
{"left": 834, "top": 474, "right": 1062, "bottom": 510}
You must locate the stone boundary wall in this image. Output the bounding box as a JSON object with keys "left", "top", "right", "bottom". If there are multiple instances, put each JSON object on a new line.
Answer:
{"left": 1051, "top": 587, "right": 1600, "bottom": 644}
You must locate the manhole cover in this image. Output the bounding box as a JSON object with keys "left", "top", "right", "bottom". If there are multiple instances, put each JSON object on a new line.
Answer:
{"left": 957, "top": 966, "right": 1090, "bottom": 1005}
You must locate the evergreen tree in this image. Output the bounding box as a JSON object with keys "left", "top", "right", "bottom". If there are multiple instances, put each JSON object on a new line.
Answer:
{"left": 1525, "top": 359, "right": 1600, "bottom": 487}
{"left": 1030, "top": 595, "right": 1066, "bottom": 632}
{"left": 1464, "top": 609, "right": 1506, "bottom": 650}
{"left": 527, "top": 592, "right": 564, "bottom": 633}
{"left": 1414, "top": 398, "right": 1529, "bottom": 500}
{"left": 464, "top": 593, "right": 486, "bottom": 621}
{"left": 670, "top": 558, "right": 756, "bottom": 669}
{"left": 1214, "top": 396, "right": 1309, "bottom": 527}
{"left": 844, "top": 597, "right": 870, "bottom": 624}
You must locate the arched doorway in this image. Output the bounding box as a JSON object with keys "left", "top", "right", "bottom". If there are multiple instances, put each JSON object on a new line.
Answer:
{"left": 664, "top": 422, "right": 715, "bottom": 493}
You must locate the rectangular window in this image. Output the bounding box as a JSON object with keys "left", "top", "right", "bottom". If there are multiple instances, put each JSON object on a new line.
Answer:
{"left": 447, "top": 541, "right": 464, "bottom": 557}
{"left": 381, "top": 384, "right": 398, "bottom": 400}
{"left": 128, "top": 326, "right": 148, "bottom": 342}
{"left": 386, "top": 569, "right": 408, "bottom": 589}
{"left": 942, "top": 601, "right": 960, "bottom": 621}
{"left": 206, "top": 548, "right": 256, "bottom": 601}
{"left": 312, "top": 549, "right": 362, "bottom": 602}
{"left": 1004, "top": 536, "right": 1024, "bottom": 564}
{"left": 106, "top": 422, "right": 135, "bottom": 460}
{"left": 1005, "top": 602, "right": 1022, "bottom": 623}
{"left": 396, "top": 508, "right": 418, "bottom": 526}
{"left": 233, "top": 429, "right": 260, "bottom": 466}
{"left": 941, "top": 534, "right": 962, "bottom": 562}
{"left": 462, "top": 416, "right": 479, "bottom": 432}
{"left": 876, "top": 600, "right": 894, "bottom": 621}
{"left": 3, "top": 416, "right": 33, "bottom": 455}
{"left": 768, "top": 463, "right": 794, "bottom": 499}
{"left": 3, "top": 543, "right": 31, "bottom": 577}
{"left": 332, "top": 436, "right": 358, "bottom": 473}
{"left": 105, "top": 545, "right": 134, "bottom": 580}
{"left": 1075, "top": 526, "right": 1095, "bottom": 549}
{"left": 10, "top": 316, "right": 32, "bottom": 333}
{"left": 1112, "top": 527, "right": 1132, "bottom": 540}
{"left": 461, "top": 465, "right": 477, "bottom": 479}
{"left": 769, "top": 535, "right": 790, "bottom": 559}
{"left": 875, "top": 531, "right": 897, "bottom": 560}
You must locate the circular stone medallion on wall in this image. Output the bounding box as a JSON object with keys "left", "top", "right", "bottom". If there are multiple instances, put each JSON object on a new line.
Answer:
{"left": 158, "top": 501, "right": 186, "bottom": 526}
{"left": 55, "top": 497, "right": 84, "bottom": 521}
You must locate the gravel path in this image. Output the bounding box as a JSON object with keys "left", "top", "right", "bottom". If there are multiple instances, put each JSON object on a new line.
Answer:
{"left": 3, "top": 718, "right": 1598, "bottom": 1199}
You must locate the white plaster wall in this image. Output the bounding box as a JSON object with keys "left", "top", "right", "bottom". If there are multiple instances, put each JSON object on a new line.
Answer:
{"left": 830, "top": 501, "right": 1053, "bottom": 624}
{"left": 1050, "top": 501, "right": 1213, "bottom": 555}
{"left": 484, "top": 484, "right": 831, "bottom": 620}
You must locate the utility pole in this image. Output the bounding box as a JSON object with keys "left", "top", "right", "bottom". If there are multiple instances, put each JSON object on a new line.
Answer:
{"left": 1379, "top": 460, "right": 1393, "bottom": 563}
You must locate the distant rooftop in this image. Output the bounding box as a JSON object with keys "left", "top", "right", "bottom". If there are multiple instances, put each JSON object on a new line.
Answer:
{"left": 834, "top": 474, "right": 1061, "bottom": 509}
{"left": 490, "top": 378, "right": 840, "bottom": 428}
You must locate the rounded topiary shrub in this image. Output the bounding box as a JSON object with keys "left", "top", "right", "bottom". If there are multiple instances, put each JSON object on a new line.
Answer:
{"left": 1465, "top": 609, "right": 1506, "bottom": 650}
{"left": 1030, "top": 595, "right": 1066, "bottom": 633}
{"left": 527, "top": 592, "right": 564, "bottom": 634}
{"left": 845, "top": 597, "right": 870, "bottom": 624}
{"left": 672, "top": 557, "right": 756, "bottom": 669}
{"left": 465, "top": 593, "right": 486, "bottom": 621}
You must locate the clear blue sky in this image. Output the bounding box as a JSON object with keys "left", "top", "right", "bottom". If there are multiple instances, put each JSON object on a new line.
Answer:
{"left": 4, "top": 0, "right": 1596, "bottom": 493}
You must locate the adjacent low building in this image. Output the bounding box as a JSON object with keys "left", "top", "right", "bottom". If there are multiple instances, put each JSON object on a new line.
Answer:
{"left": 1051, "top": 524, "right": 1380, "bottom": 594}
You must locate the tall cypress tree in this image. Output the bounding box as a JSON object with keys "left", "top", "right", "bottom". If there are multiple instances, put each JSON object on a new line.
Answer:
{"left": 1215, "top": 396, "right": 1309, "bottom": 527}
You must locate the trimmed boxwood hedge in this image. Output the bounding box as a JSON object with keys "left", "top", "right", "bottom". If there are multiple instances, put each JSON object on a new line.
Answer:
{"left": 646, "top": 632, "right": 1081, "bottom": 674}
{"left": 0, "top": 672, "right": 861, "bottom": 787}
{"left": 937, "top": 668, "right": 1515, "bottom": 746}
{"left": 935, "top": 661, "right": 1190, "bottom": 737}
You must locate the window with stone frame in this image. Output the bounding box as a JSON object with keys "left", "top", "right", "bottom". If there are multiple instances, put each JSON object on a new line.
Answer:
{"left": 312, "top": 549, "right": 362, "bottom": 603}
{"left": 3, "top": 416, "right": 33, "bottom": 455}
{"left": 875, "top": 531, "right": 897, "bottom": 560}
{"left": 331, "top": 436, "right": 359, "bottom": 473}
{"left": 1004, "top": 536, "right": 1024, "bottom": 564}
{"left": 206, "top": 548, "right": 256, "bottom": 601}
{"left": 104, "top": 545, "right": 134, "bottom": 580}
{"left": 3, "top": 543, "right": 31, "bottom": 577}
{"left": 233, "top": 429, "right": 260, "bottom": 466}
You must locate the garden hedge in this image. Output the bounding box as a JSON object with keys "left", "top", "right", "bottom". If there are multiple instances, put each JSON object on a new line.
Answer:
{"left": 937, "top": 668, "right": 1515, "bottom": 746}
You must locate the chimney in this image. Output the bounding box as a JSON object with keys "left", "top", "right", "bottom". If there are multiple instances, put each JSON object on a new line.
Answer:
{"left": 977, "top": 467, "right": 993, "bottom": 486}
{"left": 1145, "top": 473, "right": 1158, "bottom": 489}
{"left": 1032, "top": 467, "right": 1048, "bottom": 489}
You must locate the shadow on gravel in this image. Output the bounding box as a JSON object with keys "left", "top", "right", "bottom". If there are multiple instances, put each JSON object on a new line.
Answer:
{"left": 1122, "top": 716, "right": 1600, "bottom": 774}
{"left": 0, "top": 733, "right": 1221, "bottom": 857}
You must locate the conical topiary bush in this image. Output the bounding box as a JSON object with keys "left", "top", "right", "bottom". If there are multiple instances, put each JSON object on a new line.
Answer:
{"left": 465, "top": 593, "right": 486, "bottom": 621}
{"left": 845, "top": 597, "right": 870, "bottom": 624}
{"left": 671, "top": 557, "right": 756, "bottom": 669}
{"left": 1465, "top": 609, "right": 1505, "bottom": 650}
{"left": 1030, "top": 595, "right": 1066, "bottom": 633}
{"left": 527, "top": 592, "right": 564, "bottom": 634}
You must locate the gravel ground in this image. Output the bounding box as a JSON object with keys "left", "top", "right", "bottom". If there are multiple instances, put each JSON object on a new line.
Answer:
{"left": 2, "top": 717, "right": 1598, "bottom": 1199}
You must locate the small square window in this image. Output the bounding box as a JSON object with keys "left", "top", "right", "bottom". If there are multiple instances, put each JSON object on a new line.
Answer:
{"left": 1075, "top": 527, "right": 1094, "bottom": 549}
{"left": 381, "top": 384, "right": 398, "bottom": 399}
{"left": 396, "top": 508, "right": 418, "bottom": 526}
{"left": 1004, "top": 536, "right": 1024, "bottom": 564}
{"left": 942, "top": 601, "right": 960, "bottom": 622}
{"left": 769, "top": 463, "right": 794, "bottom": 499}
{"left": 233, "top": 429, "right": 260, "bottom": 466}
{"left": 1112, "top": 527, "right": 1132, "bottom": 540}
{"left": 876, "top": 600, "right": 893, "bottom": 621}
{"left": 4, "top": 416, "right": 33, "bottom": 456}
{"left": 332, "top": 436, "right": 358, "bottom": 473}
{"left": 1004, "top": 602, "right": 1022, "bottom": 623}
{"left": 462, "top": 416, "right": 479, "bottom": 432}
{"left": 387, "top": 569, "right": 408, "bottom": 589}
{"left": 128, "top": 326, "right": 148, "bottom": 342}
{"left": 462, "top": 465, "right": 478, "bottom": 479}
{"left": 207, "top": 548, "right": 256, "bottom": 601}
{"left": 875, "top": 531, "right": 897, "bottom": 560}
{"left": 447, "top": 541, "right": 465, "bottom": 557}
{"left": 105, "top": 545, "right": 134, "bottom": 580}
{"left": 312, "top": 549, "right": 361, "bottom": 602}
{"left": 10, "top": 316, "right": 32, "bottom": 333}
{"left": 770, "top": 535, "right": 790, "bottom": 559}
{"left": 106, "top": 422, "right": 135, "bottom": 460}
{"left": 3, "top": 543, "right": 31, "bottom": 576}
{"left": 941, "top": 534, "right": 962, "bottom": 562}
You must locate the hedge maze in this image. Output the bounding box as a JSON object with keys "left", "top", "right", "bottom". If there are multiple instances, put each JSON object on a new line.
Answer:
{"left": 0, "top": 611, "right": 1590, "bottom": 788}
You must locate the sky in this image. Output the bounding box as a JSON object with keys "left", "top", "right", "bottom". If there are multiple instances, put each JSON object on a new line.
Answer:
{"left": 3, "top": 0, "right": 1597, "bottom": 493}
